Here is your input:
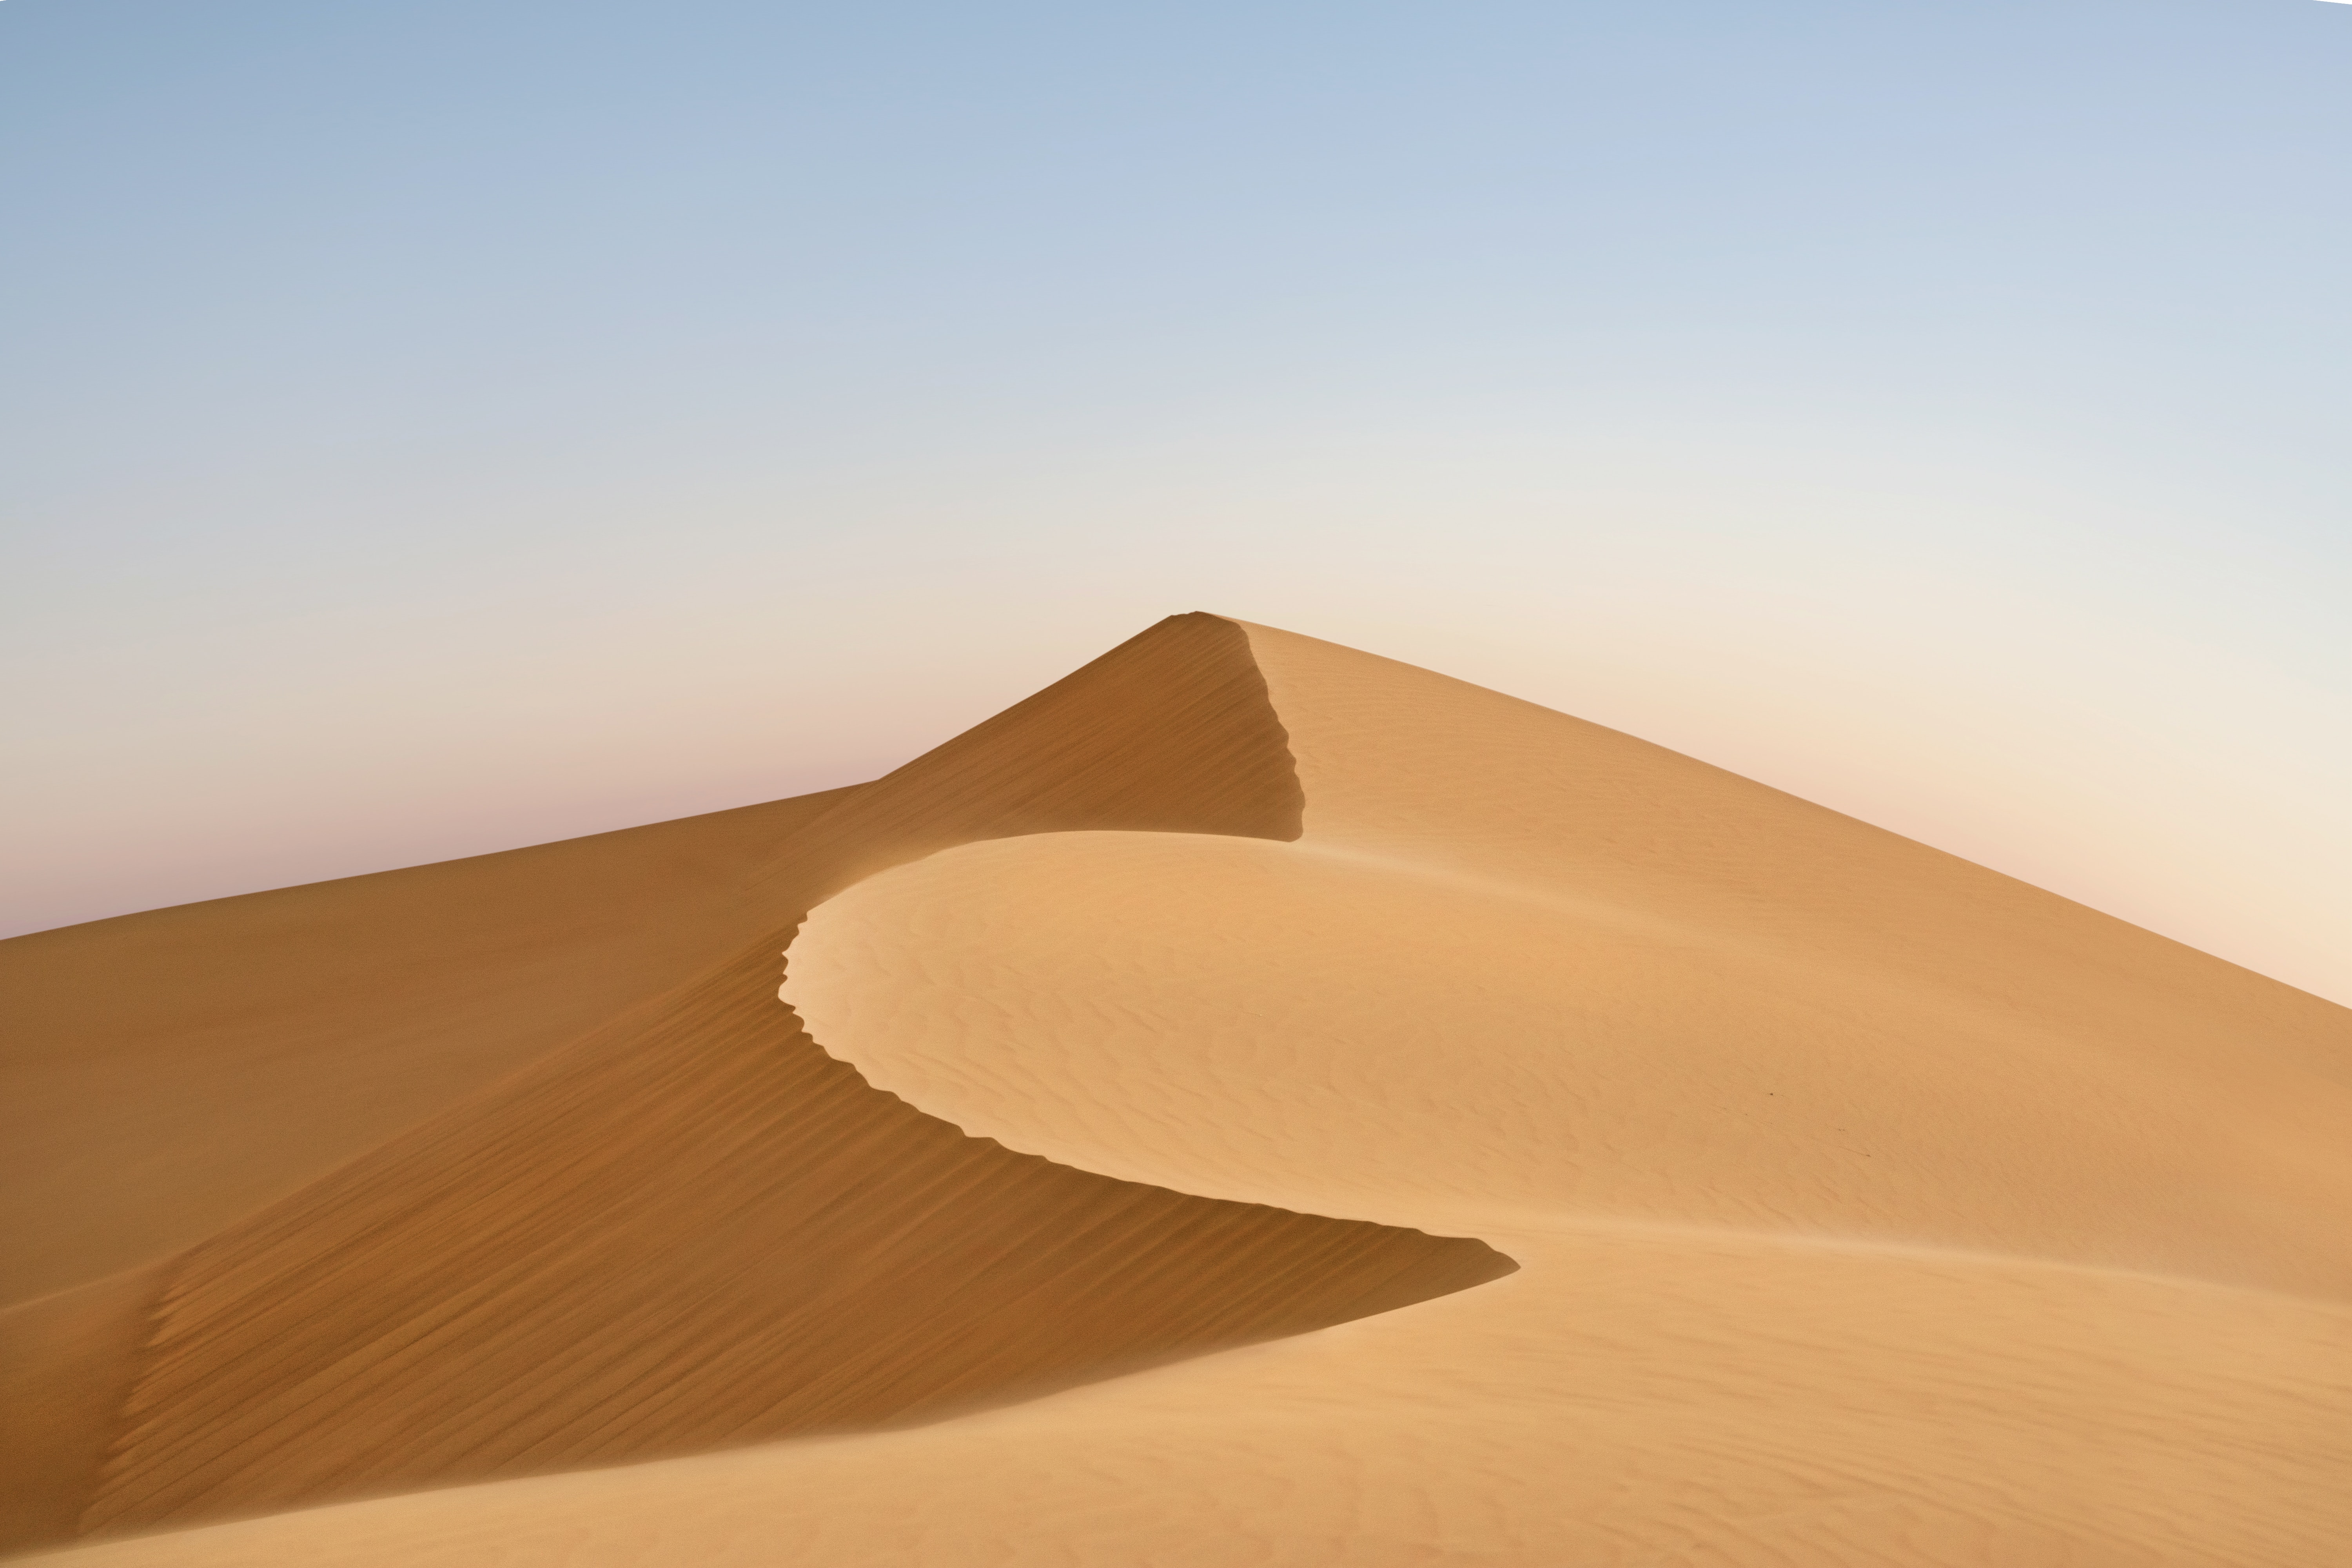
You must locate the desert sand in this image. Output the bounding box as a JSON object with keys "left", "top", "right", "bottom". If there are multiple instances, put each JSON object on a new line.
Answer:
{"left": 4, "top": 613, "right": 2348, "bottom": 1565}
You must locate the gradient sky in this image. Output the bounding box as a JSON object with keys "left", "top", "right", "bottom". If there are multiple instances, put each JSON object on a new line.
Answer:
{"left": 5, "top": 0, "right": 2348, "bottom": 1003}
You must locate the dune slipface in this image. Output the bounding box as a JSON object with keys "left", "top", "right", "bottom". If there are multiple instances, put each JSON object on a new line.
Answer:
{"left": 77, "top": 946, "right": 1509, "bottom": 1535}
{"left": 0, "top": 611, "right": 1296, "bottom": 1314}
{"left": 0, "top": 613, "right": 1506, "bottom": 1554}
{"left": 8, "top": 614, "right": 2351, "bottom": 1567}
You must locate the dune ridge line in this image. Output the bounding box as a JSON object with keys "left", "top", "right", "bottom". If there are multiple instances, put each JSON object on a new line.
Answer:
{"left": 4, "top": 613, "right": 1515, "bottom": 1555}
{"left": 13, "top": 612, "right": 2352, "bottom": 1566}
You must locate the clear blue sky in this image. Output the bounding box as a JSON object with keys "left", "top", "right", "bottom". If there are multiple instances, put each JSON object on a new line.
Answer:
{"left": 5, "top": 1, "right": 2348, "bottom": 998}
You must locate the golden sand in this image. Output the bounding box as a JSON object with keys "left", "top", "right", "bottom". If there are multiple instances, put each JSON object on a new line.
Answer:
{"left": 7, "top": 615, "right": 2347, "bottom": 1565}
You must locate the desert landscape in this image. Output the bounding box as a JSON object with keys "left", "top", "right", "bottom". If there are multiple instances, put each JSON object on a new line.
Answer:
{"left": 4, "top": 612, "right": 2349, "bottom": 1567}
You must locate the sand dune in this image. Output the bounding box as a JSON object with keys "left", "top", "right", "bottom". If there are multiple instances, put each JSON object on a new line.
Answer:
{"left": 0, "top": 787, "right": 852, "bottom": 1308}
{"left": 49, "top": 1230, "right": 2345, "bottom": 1566}
{"left": 6, "top": 613, "right": 1508, "bottom": 1553}
{"left": 78, "top": 940, "right": 1501, "bottom": 1537}
{"left": 8, "top": 614, "right": 2349, "bottom": 1564}
{"left": 0, "top": 613, "right": 1294, "bottom": 1317}
{"left": 784, "top": 828, "right": 2352, "bottom": 1289}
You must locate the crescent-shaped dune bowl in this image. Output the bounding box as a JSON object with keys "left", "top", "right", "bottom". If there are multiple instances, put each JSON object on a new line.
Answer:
{"left": 4, "top": 614, "right": 2348, "bottom": 1565}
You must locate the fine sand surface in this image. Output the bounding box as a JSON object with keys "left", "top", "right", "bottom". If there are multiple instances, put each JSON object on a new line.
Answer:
{"left": 8, "top": 615, "right": 2350, "bottom": 1565}
{"left": 0, "top": 787, "right": 854, "bottom": 1308}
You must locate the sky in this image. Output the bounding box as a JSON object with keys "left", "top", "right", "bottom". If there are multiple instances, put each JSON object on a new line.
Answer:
{"left": 4, "top": 0, "right": 2348, "bottom": 1003}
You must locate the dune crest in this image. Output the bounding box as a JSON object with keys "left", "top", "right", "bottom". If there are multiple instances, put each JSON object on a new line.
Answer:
{"left": 13, "top": 613, "right": 2352, "bottom": 1566}
{"left": 767, "top": 621, "right": 2352, "bottom": 1562}
{"left": 0, "top": 611, "right": 1300, "bottom": 1315}
{"left": 2, "top": 613, "right": 1517, "bottom": 1557}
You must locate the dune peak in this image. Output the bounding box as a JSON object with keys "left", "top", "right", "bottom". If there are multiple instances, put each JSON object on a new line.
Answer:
{"left": 7, "top": 613, "right": 2350, "bottom": 1567}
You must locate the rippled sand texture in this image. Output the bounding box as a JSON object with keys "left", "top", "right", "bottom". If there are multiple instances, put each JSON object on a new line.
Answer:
{"left": 5, "top": 614, "right": 1508, "bottom": 1553}
{"left": 13, "top": 615, "right": 2352, "bottom": 1566}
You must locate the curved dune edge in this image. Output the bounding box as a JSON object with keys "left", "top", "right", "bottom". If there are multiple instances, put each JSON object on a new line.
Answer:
{"left": 770, "top": 831, "right": 2352, "bottom": 1564}
{"left": 783, "top": 828, "right": 2352, "bottom": 1296}
{"left": 22, "top": 1219, "right": 2352, "bottom": 1568}
{"left": 753, "top": 618, "right": 2352, "bottom": 1564}
{"left": 66, "top": 940, "right": 1510, "bottom": 1545}
{"left": 12, "top": 611, "right": 2352, "bottom": 1566}
{"left": 0, "top": 786, "right": 858, "bottom": 1312}
{"left": 0, "top": 611, "right": 1302, "bottom": 1317}
{"left": 7, "top": 613, "right": 1536, "bottom": 1557}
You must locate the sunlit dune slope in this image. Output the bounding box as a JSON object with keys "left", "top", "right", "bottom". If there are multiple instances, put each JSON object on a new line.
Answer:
{"left": 787, "top": 621, "right": 2352, "bottom": 1297}
{"left": 15, "top": 614, "right": 2352, "bottom": 1567}
{"left": 788, "top": 829, "right": 2352, "bottom": 1288}
{"left": 765, "top": 621, "right": 2352, "bottom": 1562}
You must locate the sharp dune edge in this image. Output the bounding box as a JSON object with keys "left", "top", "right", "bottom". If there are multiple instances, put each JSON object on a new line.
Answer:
{"left": 4, "top": 615, "right": 2348, "bottom": 1565}
{"left": 5, "top": 614, "right": 1513, "bottom": 1548}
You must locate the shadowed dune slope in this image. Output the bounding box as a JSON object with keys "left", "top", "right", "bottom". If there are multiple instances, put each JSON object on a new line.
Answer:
{"left": 0, "top": 787, "right": 853, "bottom": 1307}
{"left": 6, "top": 612, "right": 1511, "bottom": 1554}
{"left": 0, "top": 610, "right": 1298, "bottom": 1309}
{"left": 79, "top": 942, "right": 1506, "bottom": 1538}
{"left": 742, "top": 608, "right": 1303, "bottom": 904}
{"left": 0, "top": 1271, "right": 164, "bottom": 1552}
{"left": 54, "top": 1229, "right": 2349, "bottom": 1568}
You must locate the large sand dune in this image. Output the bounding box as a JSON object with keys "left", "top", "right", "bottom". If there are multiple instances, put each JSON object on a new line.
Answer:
{"left": 5, "top": 615, "right": 2348, "bottom": 1564}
